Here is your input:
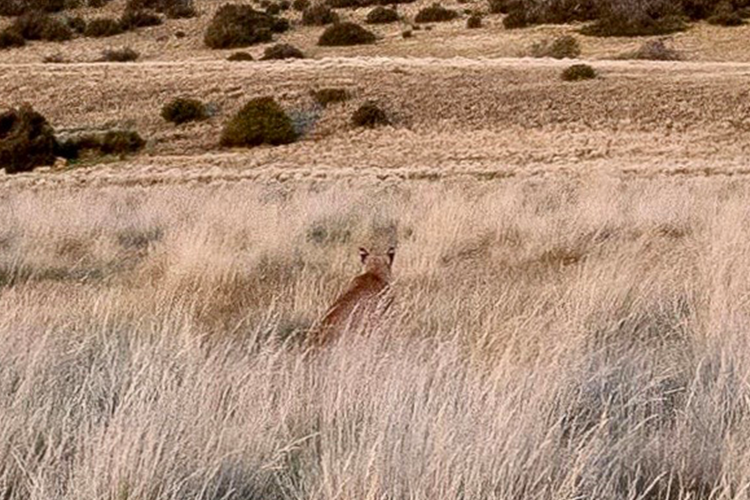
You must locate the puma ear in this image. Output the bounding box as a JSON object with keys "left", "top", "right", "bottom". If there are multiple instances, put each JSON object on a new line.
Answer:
{"left": 387, "top": 246, "right": 396, "bottom": 265}
{"left": 359, "top": 247, "right": 370, "bottom": 264}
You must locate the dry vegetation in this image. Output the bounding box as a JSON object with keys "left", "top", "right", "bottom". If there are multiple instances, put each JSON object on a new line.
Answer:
{"left": 2, "top": 177, "right": 750, "bottom": 499}
{"left": 6, "top": 0, "right": 750, "bottom": 497}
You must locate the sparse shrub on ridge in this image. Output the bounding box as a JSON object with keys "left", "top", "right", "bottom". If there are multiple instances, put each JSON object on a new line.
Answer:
{"left": 561, "top": 63, "right": 596, "bottom": 81}
{"left": 98, "top": 47, "right": 139, "bottom": 61}
{"left": 84, "top": 17, "right": 124, "bottom": 37}
{"left": 261, "top": 43, "right": 305, "bottom": 59}
{"left": 119, "top": 9, "right": 163, "bottom": 30}
{"left": 311, "top": 88, "right": 351, "bottom": 107}
{"left": 318, "top": 22, "right": 376, "bottom": 45}
{"left": 0, "top": 104, "right": 58, "bottom": 174}
{"left": 227, "top": 51, "right": 254, "bottom": 61}
{"left": 530, "top": 34, "right": 581, "bottom": 59}
{"left": 352, "top": 101, "right": 389, "bottom": 127}
{"left": 0, "top": 28, "right": 25, "bottom": 48}
{"left": 414, "top": 3, "right": 459, "bottom": 22}
{"left": 220, "top": 97, "right": 297, "bottom": 148}
{"left": 707, "top": 1, "right": 744, "bottom": 25}
{"left": 301, "top": 4, "right": 339, "bottom": 25}
{"left": 467, "top": 12, "right": 482, "bottom": 27}
{"left": 204, "top": 4, "right": 289, "bottom": 49}
{"left": 366, "top": 6, "right": 399, "bottom": 23}
{"left": 161, "top": 97, "right": 208, "bottom": 125}
{"left": 579, "top": 0, "right": 686, "bottom": 36}
{"left": 12, "top": 12, "right": 72, "bottom": 41}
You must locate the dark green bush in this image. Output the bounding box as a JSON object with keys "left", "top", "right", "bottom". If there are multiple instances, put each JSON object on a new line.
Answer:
{"left": 99, "top": 47, "right": 139, "bottom": 61}
{"left": 220, "top": 97, "right": 297, "bottom": 148}
{"left": 125, "top": 0, "right": 194, "bottom": 17}
{"left": 561, "top": 63, "right": 596, "bottom": 81}
{"left": 66, "top": 15, "right": 86, "bottom": 33}
{"left": 12, "top": 12, "right": 72, "bottom": 41}
{"left": 227, "top": 51, "right": 254, "bottom": 61}
{"left": 466, "top": 12, "right": 482, "bottom": 27}
{"left": 204, "top": 4, "right": 288, "bottom": 49}
{"left": 0, "top": 105, "right": 58, "bottom": 174}
{"left": 530, "top": 34, "right": 580, "bottom": 58}
{"left": 311, "top": 88, "right": 351, "bottom": 107}
{"left": 301, "top": 4, "right": 338, "bottom": 25}
{"left": 366, "top": 6, "right": 399, "bottom": 23}
{"left": 488, "top": 0, "right": 513, "bottom": 13}
{"left": 351, "top": 101, "right": 388, "bottom": 127}
{"left": 261, "top": 43, "right": 305, "bottom": 59}
{"left": 84, "top": 17, "right": 124, "bottom": 37}
{"left": 266, "top": 3, "right": 282, "bottom": 14}
{"left": 414, "top": 3, "right": 459, "bottom": 22}
{"left": 318, "top": 22, "right": 376, "bottom": 45}
{"left": 501, "top": 0, "right": 598, "bottom": 29}
{"left": 119, "top": 9, "right": 163, "bottom": 30}
{"left": 100, "top": 130, "right": 145, "bottom": 155}
{"left": 0, "top": 28, "right": 25, "bottom": 48}
{"left": 88, "top": 0, "right": 110, "bottom": 7}
{"left": 161, "top": 97, "right": 208, "bottom": 125}
{"left": 0, "top": 0, "right": 66, "bottom": 16}
{"left": 293, "top": 0, "right": 310, "bottom": 10}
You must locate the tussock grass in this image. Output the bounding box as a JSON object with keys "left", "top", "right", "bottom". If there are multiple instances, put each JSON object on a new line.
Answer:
{"left": 2, "top": 177, "right": 750, "bottom": 499}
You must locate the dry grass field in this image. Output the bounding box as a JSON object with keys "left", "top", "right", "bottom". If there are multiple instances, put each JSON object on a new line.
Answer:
{"left": 5, "top": 0, "right": 750, "bottom": 498}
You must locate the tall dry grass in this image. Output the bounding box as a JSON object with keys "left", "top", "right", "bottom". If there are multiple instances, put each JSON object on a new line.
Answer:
{"left": 2, "top": 176, "right": 750, "bottom": 499}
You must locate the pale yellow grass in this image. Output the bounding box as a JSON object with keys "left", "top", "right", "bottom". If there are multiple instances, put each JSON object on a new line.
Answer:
{"left": 2, "top": 176, "right": 750, "bottom": 499}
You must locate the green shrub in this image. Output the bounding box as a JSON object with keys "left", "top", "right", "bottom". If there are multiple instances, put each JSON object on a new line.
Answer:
{"left": 220, "top": 97, "right": 297, "bottom": 148}
{"left": 318, "top": 22, "right": 376, "bottom": 45}
{"left": 227, "top": 51, "right": 254, "bottom": 61}
{"left": 12, "top": 12, "right": 72, "bottom": 41}
{"left": 260, "top": 43, "right": 305, "bottom": 59}
{"left": 125, "top": 0, "right": 195, "bottom": 17}
{"left": 488, "top": 0, "right": 513, "bottom": 13}
{"left": 402, "top": 28, "right": 413, "bottom": 37}
{"left": 617, "top": 38, "right": 680, "bottom": 60}
{"left": 66, "top": 15, "right": 86, "bottom": 33}
{"left": 266, "top": 2, "right": 282, "bottom": 14}
{"left": 88, "top": 0, "right": 110, "bottom": 7}
{"left": 311, "top": 88, "right": 351, "bottom": 107}
{"left": 293, "top": 0, "right": 310, "bottom": 10}
{"left": 98, "top": 47, "right": 139, "bottom": 61}
{"left": 561, "top": 63, "right": 596, "bottom": 81}
{"left": 366, "top": 6, "right": 399, "bottom": 23}
{"left": 84, "top": 17, "right": 124, "bottom": 37}
{"left": 0, "top": 28, "right": 26, "bottom": 49}
{"left": 119, "top": 9, "right": 163, "bottom": 30}
{"left": 58, "top": 130, "right": 145, "bottom": 158}
{"left": 0, "top": 0, "right": 66, "bottom": 16}
{"left": 161, "top": 97, "right": 208, "bottom": 124}
{"left": 351, "top": 101, "right": 388, "bottom": 127}
{"left": 707, "top": 1, "right": 744, "bottom": 24}
{"left": 530, "top": 34, "right": 580, "bottom": 58}
{"left": 414, "top": 3, "right": 459, "bottom": 22}
{"left": 579, "top": 0, "right": 686, "bottom": 36}
{"left": 0, "top": 105, "right": 59, "bottom": 174}
{"left": 204, "top": 4, "right": 288, "bottom": 49}
{"left": 466, "top": 12, "right": 482, "bottom": 27}
{"left": 301, "top": 4, "right": 339, "bottom": 25}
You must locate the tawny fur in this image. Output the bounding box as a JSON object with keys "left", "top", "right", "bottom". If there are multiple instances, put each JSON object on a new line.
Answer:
{"left": 309, "top": 247, "right": 395, "bottom": 347}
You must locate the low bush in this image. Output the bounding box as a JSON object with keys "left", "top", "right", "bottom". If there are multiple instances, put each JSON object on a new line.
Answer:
{"left": 204, "top": 4, "right": 288, "bottom": 49}
{"left": 318, "top": 22, "right": 376, "bottom": 45}
{"left": 66, "top": 15, "right": 86, "bottom": 33}
{"left": 0, "top": 105, "right": 58, "bottom": 174}
{"left": 227, "top": 51, "right": 254, "bottom": 61}
{"left": 301, "top": 4, "right": 339, "bottom": 25}
{"left": 161, "top": 97, "right": 208, "bottom": 125}
{"left": 351, "top": 101, "right": 388, "bottom": 127}
{"left": 266, "top": 3, "right": 281, "bottom": 14}
{"left": 530, "top": 34, "right": 580, "bottom": 58}
{"left": 125, "top": 0, "right": 195, "bottom": 17}
{"left": 84, "top": 17, "right": 124, "bottom": 37}
{"left": 260, "top": 43, "right": 305, "bottom": 59}
{"left": 58, "top": 130, "right": 145, "bottom": 159}
{"left": 12, "top": 12, "right": 72, "bottom": 41}
{"left": 88, "top": 0, "right": 110, "bottom": 7}
{"left": 0, "top": 28, "right": 25, "bottom": 49}
{"left": 617, "top": 38, "right": 680, "bottom": 60}
{"left": 467, "top": 12, "right": 482, "bottom": 27}
{"left": 366, "top": 6, "right": 399, "bottom": 23}
{"left": 119, "top": 9, "right": 163, "bottom": 30}
{"left": 311, "top": 88, "right": 351, "bottom": 107}
{"left": 293, "top": 0, "right": 310, "bottom": 10}
{"left": 402, "top": 28, "right": 413, "bottom": 37}
{"left": 414, "top": 3, "right": 459, "bottom": 22}
{"left": 579, "top": 0, "right": 686, "bottom": 36}
{"left": 99, "top": 47, "right": 139, "bottom": 61}
{"left": 561, "top": 63, "right": 596, "bottom": 81}
{"left": 0, "top": 0, "right": 66, "bottom": 16}
{"left": 488, "top": 0, "right": 513, "bottom": 13}
{"left": 707, "top": 1, "right": 744, "bottom": 25}
{"left": 220, "top": 97, "right": 297, "bottom": 148}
